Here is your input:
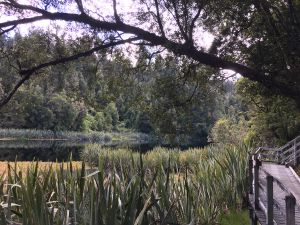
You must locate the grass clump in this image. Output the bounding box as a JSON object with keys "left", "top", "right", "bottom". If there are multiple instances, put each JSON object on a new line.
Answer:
{"left": 0, "top": 128, "right": 153, "bottom": 144}
{"left": 0, "top": 143, "right": 250, "bottom": 224}
{"left": 0, "top": 128, "right": 113, "bottom": 142}
{"left": 219, "top": 209, "right": 250, "bottom": 225}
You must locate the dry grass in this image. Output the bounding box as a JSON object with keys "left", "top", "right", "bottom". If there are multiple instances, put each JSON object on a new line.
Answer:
{"left": 0, "top": 161, "right": 83, "bottom": 174}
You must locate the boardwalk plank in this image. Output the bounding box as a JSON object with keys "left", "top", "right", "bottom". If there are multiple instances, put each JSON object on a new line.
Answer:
{"left": 249, "top": 162, "right": 300, "bottom": 225}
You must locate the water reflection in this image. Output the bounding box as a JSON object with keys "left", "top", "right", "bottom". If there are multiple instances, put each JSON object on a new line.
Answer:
{"left": 0, "top": 140, "right": 155, "bottom": 161}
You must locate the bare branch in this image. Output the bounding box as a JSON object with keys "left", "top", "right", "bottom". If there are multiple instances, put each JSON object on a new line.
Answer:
{"left": 112, "top": 0, "right": 121, "bottom": 23}
{"left": 183, "top": 1, "right": 189, "bottom": 35}
{"left": 154, "top": 0, "right": 165, "bottom": 37}
{"left": 188, "top": 6, "right": 202, "bottom": 44}
{"left": 183, "top": 80, "right": 199, "bottom": 105}
{"left": 75, "top": 0, "right": 85, "bottom": 14}
{"left": 169, "top": 0, "right": 189, "bottom": 42}
{"left": 0, "top": 73, "right": 31, "bottom": 108}
{"left": 0, "top": 25, "right": 16, "bottom": 35}
{"left": 147, "top": 48, "right": 166, "bottom": 66}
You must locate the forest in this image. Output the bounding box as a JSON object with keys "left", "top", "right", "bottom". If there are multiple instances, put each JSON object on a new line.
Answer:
{"left": 1, "top": 30, "right": 299, "bottom": 146}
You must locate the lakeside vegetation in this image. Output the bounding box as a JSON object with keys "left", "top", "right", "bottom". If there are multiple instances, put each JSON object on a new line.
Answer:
{"left": 0, "top": 143, "right": 249, "bottom": 225}
{"left": 0, "top": 128, "right": 150, "bottom": 143}
{"left": 1, "top": 30, "right": 299, "bottom": 148}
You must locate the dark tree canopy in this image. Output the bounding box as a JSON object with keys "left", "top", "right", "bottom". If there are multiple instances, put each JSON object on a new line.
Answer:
{"left": 0, "top": 0, "right": 299, "bottom": 106}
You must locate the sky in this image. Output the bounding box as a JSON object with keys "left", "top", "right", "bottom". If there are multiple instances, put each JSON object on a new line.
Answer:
{"left": 0, "top": 0, "right": 214, "bottom": 49}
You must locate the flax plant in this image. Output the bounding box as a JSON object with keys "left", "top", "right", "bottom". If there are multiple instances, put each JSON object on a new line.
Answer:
{"left": 0, "top": 143, "right": 250, "bottom": 225}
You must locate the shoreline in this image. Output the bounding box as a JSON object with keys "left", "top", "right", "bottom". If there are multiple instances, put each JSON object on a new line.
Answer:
{"left": 0, "top": 138, "right": 70, "bottom": 141}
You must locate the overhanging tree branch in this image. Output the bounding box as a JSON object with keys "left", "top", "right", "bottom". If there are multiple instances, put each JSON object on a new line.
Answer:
{"left": 0, "top": 25, "right": 16, "bottom": 35}
{"left": 0, "top": 1, "right": 299, "bottom": 102}
{"left": 0, "top": 16, "right": 47, "bottom": 28}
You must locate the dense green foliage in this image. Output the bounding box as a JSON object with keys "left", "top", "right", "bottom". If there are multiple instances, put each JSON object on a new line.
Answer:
{"left": 1, "top": 0, "right": 300, "bottom": 147}
{"left": 210, "top": 79, "right": 300, "bottom": 146}
{"left": 0, "top": 144, "right": 249, "bottom": 225}
{"left": 205, "top": 0, "right": 300, "bottom": 146}
{"left": 0, "top": 31, "right": 219, "bottom": 146}
{"left": 236, "top": 78, "right": 300, "bottom": 145}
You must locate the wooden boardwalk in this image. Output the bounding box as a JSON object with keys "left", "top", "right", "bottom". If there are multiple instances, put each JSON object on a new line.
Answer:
{"left": 249, "top": 136, "right": 300, "bottom": 225}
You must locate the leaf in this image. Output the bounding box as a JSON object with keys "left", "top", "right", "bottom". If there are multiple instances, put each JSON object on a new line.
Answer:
{"left": 133, "top": 197, "right": 152, "bottom": 225}
{"left": 84, "top": 170, "right": 100, "bottom": 178}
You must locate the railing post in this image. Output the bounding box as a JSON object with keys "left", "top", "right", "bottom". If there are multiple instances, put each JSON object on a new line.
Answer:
{"left": 293, "top": 139, "right": 297, "bottom": 166}
{"left": 249, "top": 155, "right": 253, "bottom": 194}
{"left": 266, "top": 175, "right": 274, "bottom": 225}
{"left": 254, "top": 155, "right": 261, "bottom": 209}
{"left": 276, "top": 149, "right": 280, "bottom": 164}
{"left": 249, "top": 208, "right": 258, "bottom": 225}
{"left": 285, "top": 195, "right": 296, "bottom": 225}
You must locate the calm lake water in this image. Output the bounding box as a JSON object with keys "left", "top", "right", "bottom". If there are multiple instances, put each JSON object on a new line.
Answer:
{"left": 0, "top": 140, "right": 156, "bottom": 161}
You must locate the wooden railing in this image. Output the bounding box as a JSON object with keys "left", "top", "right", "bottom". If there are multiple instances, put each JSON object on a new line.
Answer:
{"left": 277, "top": 136, "right": 300, "bottom": 166}
{"left": 255, "top": 147, "right": 279, "bottom": 162}
{"left": 249, "top": 155, "right": 297, "bottom": 225}
{"left": 255, "top": 135, "right": 300, "bottom": 166}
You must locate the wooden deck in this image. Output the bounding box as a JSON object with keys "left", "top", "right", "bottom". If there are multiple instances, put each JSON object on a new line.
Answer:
{"left": 249, "top": 163, "right": 300, "bottom": 224}
{"left": 249, "top": 136, "right": 300, "bottom": 225}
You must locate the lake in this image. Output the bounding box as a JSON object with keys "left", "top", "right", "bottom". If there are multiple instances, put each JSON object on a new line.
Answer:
{"left": 0, "top": 140, "right": 156, "bottom": 161}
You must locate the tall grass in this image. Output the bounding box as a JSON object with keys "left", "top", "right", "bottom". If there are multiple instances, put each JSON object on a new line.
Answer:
{"left": 0, "top": 128, "right": 113, "bottom": 142}
{"left": 0, "top": 144, "right": 250, "bottom": 225}
{"left": 0, "top": 129, "right": 153, "bottom": 143}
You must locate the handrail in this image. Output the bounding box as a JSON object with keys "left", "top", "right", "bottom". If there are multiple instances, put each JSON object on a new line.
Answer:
{"left": 250, "top": 156, "right": 298, "bottom": 225}
{"left": 254, "top": 147, "right": 279, "bottom": 164}
{"left": 249, "top": 136, "right": 300, "bottom": 225}
{"left": 254, "top": 146, "right": 279, "bottom": 155}
{"left": 260, "top": 167, "right": 294, "bottom": 198}
{"left": 254, "top": 135, "right": 300, "bottom": 166}
{"left": 278, "top": 136, "right": 300, "bottom": 152}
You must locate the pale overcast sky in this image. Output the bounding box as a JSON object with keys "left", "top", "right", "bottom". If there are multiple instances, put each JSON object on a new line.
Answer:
{"left": 1, "top": 0, "right": 214, "bottom": 49}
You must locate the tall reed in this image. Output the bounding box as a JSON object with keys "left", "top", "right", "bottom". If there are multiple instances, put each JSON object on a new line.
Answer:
{"left": 0, "top": 143, "right": 250, "bottom": 225}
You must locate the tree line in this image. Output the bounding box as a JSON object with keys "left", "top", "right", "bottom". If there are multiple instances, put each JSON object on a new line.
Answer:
{"left": 1, "top": 29, "right": 299, "bottom": 146}
{"left": 0, "top": 30, "right": 219, "bottom": 146}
